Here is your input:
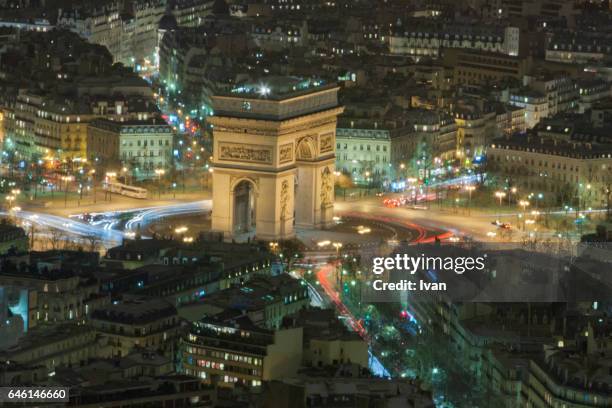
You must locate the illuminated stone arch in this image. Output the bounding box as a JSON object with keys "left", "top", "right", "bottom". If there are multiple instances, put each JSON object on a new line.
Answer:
{"left": 210, "top": 82, "right": 343, "bottom": 240}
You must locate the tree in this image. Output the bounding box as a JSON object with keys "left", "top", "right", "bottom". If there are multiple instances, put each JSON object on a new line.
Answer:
{"left": 410, "top": 137, "right": 433, "bottom": 180}
{"left": 48, "top": 229, "right": 66, "bottom": 250}
{"left": 558, "top": 183, "right": 577, "bottom": 208}
{"left": 83, "top": 234, "right": 102, "bottom": 253}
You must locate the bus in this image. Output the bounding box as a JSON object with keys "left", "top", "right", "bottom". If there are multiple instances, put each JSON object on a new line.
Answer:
{"left": 103, "top": 182, "right": 148, "bottom": 199}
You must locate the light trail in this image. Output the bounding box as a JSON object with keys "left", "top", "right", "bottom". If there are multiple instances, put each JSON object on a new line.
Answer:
{"left": 339, "top": 211, "right": 453, "bottom": 243}
{"left": 289, "top": 270, "right": 326, "bottom": 308}
{"left": 316, "top": 263, "right": 368, "bottom": 338}
{"left": 310, "top": 210, "right": 453, "bottom": 382}
{"left": 315, "top": 263, "right": 392, "bottom": 378}
{"left": 6, "top": 210, "right": 126, "bottom": 246}
{"left": 70, "top": 200, "right": 212, "bottom": 233}
{"left": 6, "top": 201, "right": 213, "bottom": 248}
{"left": 122, "top": 200, "right": 212, "bottom": 231}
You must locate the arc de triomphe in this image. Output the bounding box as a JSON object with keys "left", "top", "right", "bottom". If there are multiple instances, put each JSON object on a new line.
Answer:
{"left": 209, "top": 78, "right": 343, "bottom": 241}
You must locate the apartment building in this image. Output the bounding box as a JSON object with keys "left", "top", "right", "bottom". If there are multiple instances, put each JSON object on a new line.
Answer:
{"left": 495, "top": 103, "right": 527, "bottom": 136}
{"left": 487, "top": 125, "right": 612, "bottom": 207}
{"left": 0, "top": 253, "right": 106, "bottom": 326}
{"left": 8, "top": 87, "right": 158, "bottom": 161}
{"left": 57, "top": 0, "right": 166, "bottom": 67}
{"left": 444, "top": 48, "right": 533, "bottom": 86}
{"left": 335, "top": 122, "right": 394, "bottom": 182}
{"left": 389, "top": 24, "right": 519, "bottom": 58}
{"left": 0, "top": 323, "right": 99, "bottom": 376}
{"left": 509, "top": 89, "right": 549, "bottom": 129}
{"left": 546, "top": 32, "right": 612, "bottom": 65}
{"left": 178, "top": 274, "right": 309, "bottom": 329}
{"left": 171, "top": 0, "right": 214, "bottom": 27}
{"left": 182, "top": 315, "right": 303, "bottom": 387}
{"left": 577, "top": 78, "right": 612, "bottom": 114}
{"left": 291, "top": 308, "right": 368, "bottom": 368}
{"left": 90, "top": 297, "right": 180, "bottom": 358}
{"left": 87, "top": 118, "right": 173, "bottom": 180}
{"left": 524, "top": 75, "right": 579, "bottom": 117}
{"left": 251, "top": 20, "right": 308, "bottom": 51}
{"left": 451, "top": 101, "right": 497, "bottom": 160}
{"left": 392, "top": 109, "right": 458, "bottom": 165}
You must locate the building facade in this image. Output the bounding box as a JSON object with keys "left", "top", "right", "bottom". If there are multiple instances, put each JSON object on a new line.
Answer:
{"left": 488, "top": 129, "right": 612, "bottom": 207}
{"left": 444, "top": 48, "right": 532, "bottom": 86}
{"left": 546, "top": 32, "right": 612, "bottom": 65}
{"left": 509, "top": 89, "right": 549, "bottom": 129}
{"left": 182, "top": 317, "right": 303, "bottom": 387}
{"left": 87, "top": 118, "right": 174, "bottom": 180}
{"left": 389, "top": 25, "right": 519, "bottom": 58}
{"left": 335, "top": 124, "right": 393, "bottom": 183}
{"left": 90, "top": 298, "right": 181, "bottom": 358}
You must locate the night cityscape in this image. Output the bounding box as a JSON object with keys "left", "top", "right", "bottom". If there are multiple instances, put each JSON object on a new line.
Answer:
{"left": 0, "top": 0, "right": 611, "bottom": 407}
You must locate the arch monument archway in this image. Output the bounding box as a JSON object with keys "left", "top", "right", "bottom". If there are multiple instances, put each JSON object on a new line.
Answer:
{"left": 210, "top": 78, "right": 343, "bottom": 241}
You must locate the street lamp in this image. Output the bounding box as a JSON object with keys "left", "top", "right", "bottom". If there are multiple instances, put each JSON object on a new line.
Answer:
{"left": 494, "top": 191, "right": 506, "bottom": 220}
{"left": 583, "top": 184, "right": 592, "bottom": 214}
{"left": 332, "top": 242, "right": 343, "bottom": 284}
{"left": 333, "top": 171, "right": 343, "bottom": 199}
{"left": 269, "top": 241, "right": 279, "bottom": 254}
{"left": 407, "top": 177, "right": 418, "bottom": 204}
{"left": 465, "top": 185, "right": 476, "bottom": 214}
{"left": 155, "top": 168, "right": 166, "bottom": 198}
{"left": 105, "top": 172, "right": 117, "bottom": 202}
{"left": 8, "top": 188, "right": 20, "bottom": 211}
{"left": 495, "top": 191, "right": 507, "bottom": 206}
{"left": 61, "top": 175, "right": 74, "bottom": 208}
{"left": 519, "top": 200, "right": 530, "bottom": 230}
{"left": 5, "top": 194, "right": 15, "bottom": 210}
{"left": 120, "top": 166, "right": 131, "bottom": 185}
{"left": 509, "top": 187, "right": 517, "bottom": 205}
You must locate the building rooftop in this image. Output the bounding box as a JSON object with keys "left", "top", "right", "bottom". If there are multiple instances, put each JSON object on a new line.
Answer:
{"left": 285, "top": 308, "right": 363, "bottom": 342}
{"left": 89, "top": 117, "right": 172, "bottom": 133}
{"left": 227, "top": 76, "right": 333, "bottom": 100}
{"left": 0, "top": 323, "right": 94, "bottom": 356}
{"left": 90, "top": 297, "right": 177, "bottom": 324}
{"left": 186, "top": 273, "right": 306, "bottom": 313}
{"left": 212, "top": 76, "right": 341, "bottom": 121}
